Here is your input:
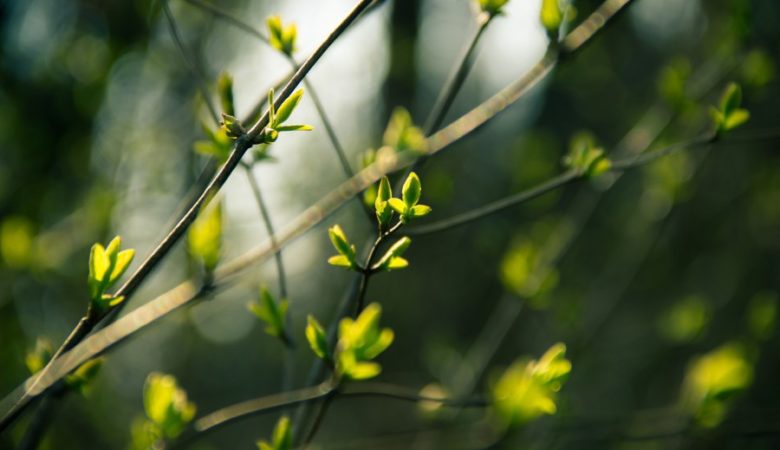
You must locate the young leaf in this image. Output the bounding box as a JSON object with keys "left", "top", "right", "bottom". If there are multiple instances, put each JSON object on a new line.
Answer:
{"left": 257, "top": 415, "right": 292, "bottom": 450}
{"left": 248, "top": 286, "right": 289, "bottom": 341}
{"left": 267, "top": 89, "right": 276, "bottom": 127}
{"left": 217, "top": 72, "right": 235, "bottom": 116}
{"left": 188, "top": 199, "right": 223, "bottom": 273}
{"left": 410, "top": 204, "right": 432, "bottom": 218}
{"left": 335, "top": 303, "right": 394, "bottom": 380}
{"left": 25, "top": 338, "right": 52, "bottom": 375}
{"left": 274, "top": 89, "right": 305, "bottom": 127}
{"left": 267, "top": 15, "right": 297, "bottom": 56}
{"left": 275, "top": 124, "right": 313, "bottom": 132}
{"left": 540, "top": 0, "right": 562, "bottom": 36}
{"left": 305, "top": 315, "right": 330, "bottom": 361}
{"left": 387, "top": 198, "right": 407, "bottom": 216}
{"left": 143, "top": 372, "right": 196, "bottom": 439}
{"left": 221, "top": 113, "right": 246, "bottom": 139}
{"left": 478, "top": 0, "right": 510, "bottom": 16}
{"left": 373, "top": 237, "right": 412, "bottom": 271}
{"left": 402, "top": 172, "right": 422, "bottom": 208}
{"left": 65, "top": 357, "right": 104, "bottom": 394}
{"left": 327, "top": 225, "right": 356, "bottom": 267}
{"left": 374, "top": 177, "right": 394, "bottom": 228}
{"left": 712, "top": 82, "right": 750, "bottom": 133}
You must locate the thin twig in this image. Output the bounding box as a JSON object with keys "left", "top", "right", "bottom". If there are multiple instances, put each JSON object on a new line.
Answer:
{"left": 0, "top": 0, "right": 375, "bottom": 431}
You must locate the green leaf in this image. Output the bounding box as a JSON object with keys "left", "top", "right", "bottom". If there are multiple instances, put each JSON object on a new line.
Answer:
{"left": 478, "top": 0, "right": 510, "bottom": 16}
{"left": 387, "top": 198, "right": 407, "bottom": 215}
{"left": 402, "top": 172, "right": 422, "bottom": 208}
{"left": 221, "top": 113, "right": 246, "bottom": 139}
{"left": 374, "top": 177, "right": 394, "bottom": 227}
{"left": 724, "top": 108, "right": 750, "bottom": 131}
{"left": 267, "top": 89, "right": 276, "bottom": 127}
{"left": 327, "top": 254, "right": 352, "bottom": 269}
{"left": 328, "top": 225, "right": 355, "bottom": 260}
{"left": 274, "top": 89, "right": 305, "bottom": 128}
{"left": 188, "top": 199, "right": 223, "bottom": 272}
{"left": 719, "top": 82, "right": 742, "bottom": 117}
{"left": 108, "top": 249, "right": 134, "bottom": 284}
{"left": 272, "top": 416, "right": 292, "bottom": 450}
{"left": 143, "top": 372, "right": 196, "bottom": 439}
{"left": 25, "top": 337, "right": 52, "bottom": 375}
{"left": 410, "top": 204, "right": 432, "bottom": 218}
{"left": 248, "top": 287, "right": 288, "bottom": 340}
{"left": 89, "top": 243, "right": 109, "bottom": 285}
{"left": 383, "top": 107, "right": 427, "bottom": 153}
{"left": 65, "top": 357, "right": 104, "bottom": 394}
{"left": 305, "top": 315, "right": 330, "bottom": 360}
{"left": 217, "top": 72, "right": 234, "bottom": 116}
{"left": 267, "top": 15, "right": 296, "bottom": 55}
{"left": 275, "top": 124, "right": 313, "bottom": 132}
{"left": 374, "top": 237, "right": 412, "bottom": 271}
{"left": 540, "top": 0, "right": 562, "bottom": 35}
{"left": 386, "top": 257, "right": 408, "bottom": 270}
{"left": 335, "top": 303, "right": 394, "bottom": 380}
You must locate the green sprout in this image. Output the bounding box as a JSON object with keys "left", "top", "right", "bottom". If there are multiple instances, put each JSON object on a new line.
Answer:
{"left": 562, "top": 133, "right": 611, "bottom": 178}
{"left": 187, "top": 199, "right": 222, "bottom": 275}
{"left": 711, "top": 82, "right": 750, "bottom": 134}
{"left": 680, "top": 342, "right": 753, "bottom": 428}
{"left": 267, "top": 15, "right": 298, "bottom": 56}
{"left": 307, "top": 303, "right": 394, "bottom": 381}
{"left": 88, "top": 236, "right": 135, "bottom": 313}
{"left": 477, "top": 0, "right": 510, "bottom": 17}
{"left": 257, "top": 415, "right": 292, "bottom": 450}
{"left": 491, "top": 343, "right": 571, "bottom": 427}
{"left": 248, "top": 286, "right": 290, "bottom": 344}
{"left": 327, "top": 224, "right": 358, "bottom": 270}
{"left": 142, "top": 372, "right": 196, "bottom": 440}
{"left": 387, "top": 172, "right": 432, "bottom": 224}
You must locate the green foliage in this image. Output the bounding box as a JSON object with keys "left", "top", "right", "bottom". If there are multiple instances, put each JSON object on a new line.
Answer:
{"left": 388, "top": 172, "right": 432, "bottom": 224}
{"left": 26, "top": 337, "right": 103, "bottom": 395}
{"left": 491, "top": 343, "right": 571, "bottom": 427}
{"left": 267, "top": 15, "right": 297, "bottom": 56}
{"left": 746, "top": 291, "right": 778, "bottom": 341}
{"left": 257, "top": 415, "right": 292, "bottom": 450}
{"left": 142, "top": 372, "right": 197, "bottom": 440}
{"left": 64, "top": 357, "right": 104, "bottom": 394}
{"left": 658, "top": 295, "right": 710, "bottom": 343}
{"left": 740, "top": 49, "right": 775, "bottom": 89}
{"left": 0, "top": 216, "right": 34, "bottom": 269}
{"left": 383, "top": 107, "right": 427, "bottom": 154}
{"left": 372, "top": 236, "right": 412, "bottom": 271}
{"left": 194, "top": 122, "right": 234, "bottom": 163}
{"left": 327, "top": 225, "right": 358, "bottom": 270}
{"left": 335, "top": 303, "right": 394, "bottom": 380}
{"left": 187, "top": 199, "right": 222, "bottom": 274}
{"left": 477, "top": 0, "right": 509, "bottom": 17}
{"left": 220, "top": 112, "right": 247, "bottom": 139}
{"left": 248, "top": 286, "right": 290, "bottom": 343}
{"left": 88, "top": 236, "right": 135, "bottom": 313}
{"left": 681, "top": 342, "right": 753, "bottom": 428}
{"left": 263, "top": 88, "right": 313, "bottom": 143}
{"left": 217, "top": 72, "right": 235, "bottom": 116}
{"left": 562, "top": 133, "right": 611, "bottom": 178}
{"left": 305, "top": 315, "right": 331, "bottom": 361}
{"left": 25, "top": 337, "right": 52, "bottom": 375}
{"left": 500, "top": 239, "right": 558, "bottom": 306}
{"left": 374, "top": 176, "right": 394, "bottom": 229}
{"left": 710, "top": 82, "right": 750, "bottom": 134}
{"left": 540, "top": 0, "right": 562, "bottom": 36}
{"left": 657, "top": 58, "right": 692, "bottom": 108}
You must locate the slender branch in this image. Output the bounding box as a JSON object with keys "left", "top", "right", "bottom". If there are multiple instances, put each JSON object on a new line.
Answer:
{"left": 0, "top": 0, "right": 635, "bottom": 422}
{"left": 0, "top": 0, "right": 375, "bottom": 430}
{"left": 178, "top": 381, "right": 485, "bottom": 447}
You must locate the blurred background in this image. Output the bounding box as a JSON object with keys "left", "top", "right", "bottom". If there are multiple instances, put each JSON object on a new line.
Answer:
{"left": 1, "top": 0, "right": 780, "bottom": 448}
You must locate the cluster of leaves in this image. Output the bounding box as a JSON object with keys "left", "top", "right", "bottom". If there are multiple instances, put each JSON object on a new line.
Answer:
{"left": 88, "top": 236, "right": 135, "bottom": 313}
{"left": 257, "top": 415, "right": 292, "bottom": 450}
{"left": 362, "top": 108, "right": 427, "bottom": 206}
{"left": 491, "top": 343, "right": 571, "bottom": 427}
{"left": 220, "top": 88, "right": 312, "bottom": 145}
{"left": 711, "top": 82, "right": 750, "bottom": 134}
{"left": 267, "top": 16, "right": 297, "bottom": 56}
{"left": 188, "top": 199, "right": 223, "bottom": 276}
{"left": 132, "top": 373, "right": 196, "bottom": 449}
{"left": 25, "top": 338, "right": 104, "bottom": 395}
{"left": 306, "top": 303, "right": 394, "bottom": 380}
{"left": 562, "top": 133, "right": 611, "bottom": 179}
{"left": 680, "top": 342, "right": 753, "bottom": 428}
{"left": 248, "top": 286, "right": 291, "bottom": 345}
